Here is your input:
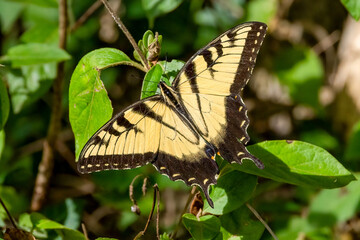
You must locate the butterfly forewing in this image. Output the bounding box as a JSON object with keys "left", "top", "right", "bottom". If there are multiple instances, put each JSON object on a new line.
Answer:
{"left": 173, "top": 22, "right": 266, "bottom": 168}
{"left": 78, "top": 96, "right": 164, "bottom": 173}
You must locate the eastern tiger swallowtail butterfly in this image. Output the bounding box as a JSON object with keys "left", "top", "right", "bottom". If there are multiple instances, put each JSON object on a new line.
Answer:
{"left": 78, "top": 22, "right": 267, "bottom": 208}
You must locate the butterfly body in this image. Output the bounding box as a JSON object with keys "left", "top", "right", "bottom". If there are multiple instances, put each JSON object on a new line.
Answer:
{"left": 78, "top": 22, "right": 267, "bottom": 208}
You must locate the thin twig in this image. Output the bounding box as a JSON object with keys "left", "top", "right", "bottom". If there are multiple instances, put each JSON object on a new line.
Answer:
{"left": 30, "top": 0, "right": 68, "bottom": 211}
{"left": 100, "top": 0, "right": 150, "bottom": 70}
{"left": 71, "top": 0, "right": 102, "bottom": 32}
{"left": 81, "top": 223, "right": 89, "bottom": 240}
{"left": 133, "top": 184, "right": 159, "bottom": 240}
{"left": 0, "top": 197, "right": 17, "bottom": 229}
{"left": 155, "top": 184, "right": 160, "bottom": 240}
{"left": 246, "top": 203, "right": 279, "bottom": 240}
{"left": 129, "top": 175, "right": 142, "bottom": 215}
{"left": 170, "top": 186, "right": 197, "bottom": 239}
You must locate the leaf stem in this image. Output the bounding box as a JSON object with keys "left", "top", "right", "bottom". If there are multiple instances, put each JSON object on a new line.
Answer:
{"left": 246, "top": 203, "right": 279, "bottom": 240}
{"left": 0, "top": 197, "right": 18, "bottom": 229}
{"left": 100, "top": 0, "right": 150, "bottom": 71}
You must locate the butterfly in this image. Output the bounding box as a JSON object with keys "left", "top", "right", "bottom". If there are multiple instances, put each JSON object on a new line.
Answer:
{"left": 78, "top": 22, "right": 267, "bottom": 208}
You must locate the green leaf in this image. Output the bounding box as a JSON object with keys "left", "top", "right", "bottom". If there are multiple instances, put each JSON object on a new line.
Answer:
{"left": 344, "top": 120, "right": 360, "bottom": 161}
{"left": 0, "top": 186, "right": 28, "bottom": 218}
{"left": 20, "top": 22, "right": 58, "bottom": 44}
{"left": 158, "top": 59, "right": 184, "bottom": 85}
{"left": 159, "top": 232, "right": 172, "bottom": 240}
{"left": 0, "top": 130, "right": 4, "bottom": 158}
{"left": 142, "top": 0, "right": 184, "bottom": 27}
{"left": 308, "top": 178, "right": 360, "bottom": 227}
{"left": 6, "top": 43, "right": 70, "bottom": 67}
{"left": 219, "top": 206, "right": 265, "bottom": 240}
{"left": 0, "top": 79, "right": 10, "bottom": 129}
{"left": 69, "top": 48, "right": 138, "bottom": 160}
{"left": 341, "top": 0, "right": 360, "bottom": 20}
{"left": 203, "top": 169, "right": 257, "bottom": 215}
{"left": 182, "top": 213, "right": 221, "bottom": 240}
{"left": 141, "top": 64, "right": 163, "bottom": 99}
{"left": 300, "top": 129, "right": 339, "bottom": 151}
{"left": 234, "top": 140, "right": 355, "bottom": 188}
{"left": 30, "top": 213, "right": 86, "bottom": 240}
{"left": 0, "top": 0, "right": 23, "bottom": 33}
{"left": 245, "top": 0, "right": 277, "bottom": 23}
{"left": 274, "top": 47, "right": 324, "bottom": 110}
{"left": 9, "top": 0, "right": 58, "bottom": 8}
{"left": 7, "top": 63, "right": 56, "bottom": 113}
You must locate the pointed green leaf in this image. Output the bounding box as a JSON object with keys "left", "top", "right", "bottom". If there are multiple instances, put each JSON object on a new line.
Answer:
{"left": 69, "top": 48, "right": 138, "bottom": 160}
{"left": 234, "top": 140, "right": 355, "bottom": 188}
{"left": 141, "top": 64, "right": 163, "bottom": 99}
{"left": 182, "top": 214, "right": 220, "bottom": 240}
{"left": 6, "top": 43, "right": 70, "bottom": 67}
{"left": 159, "top": 60, "right": 184, "bottom": 85}
{"left": 341, "top": 0, "right": 360, "bottom": 20}
{"left": 204, "top": 169, "right": 257, "bottom": 215}
{"left": 219, "top": 206, "right": 265, "bottom": 240}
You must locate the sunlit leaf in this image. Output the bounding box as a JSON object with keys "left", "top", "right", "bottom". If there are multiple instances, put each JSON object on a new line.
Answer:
{"left": 69, "top": 48, "right": 139, "bottom": 160}
{"left": 141, "top": 64, "right": 163, "bottom": 99}
{"left": 341, "top": 0, "right": 360, "bottom": 20}
{"left": 234, "top": 140, "right": 355, "bottom": 188}
{"left": 182, "top": 214, "right": 221, "bottom": 240}
{"left": 30, "top": 213, "right": 86, "bottom": 240}
{"left": 6, "top": 43, "right": 70, "bottom": 67}
{"left": 204, "top": 169, "right": 257, "bottom": 215}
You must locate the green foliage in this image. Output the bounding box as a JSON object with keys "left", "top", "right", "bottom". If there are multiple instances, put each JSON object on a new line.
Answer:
{"left": 133, "top": 30, "right": 163, "bottom": 65}
{"left": 341, "top": 0, "right": 360, "bottom": 20}
{"left": 274, "top": 47, "right": 324, "bottom": 110}
{"left": 0, "top": 0, "right": 358, "bottom": 240}
{"left": 182, "top": 214, "right": 221, "bottom": 240}
{"left": 142, "top": 0, "right": 184, "bottom": 27}
{"left": 236, "top": 140, "right": 355, "bottom": 188}
{"left": 69, "top": 48, "right": 140, "bottom": 160}
{"left": 0, "top": 80, "right": 9, "bottom": 130}
{"left": 204, "top": 169, "right": 257, "bottom": 215}
{"left": 5, "top": 43, "right": 70, "bottom": 67}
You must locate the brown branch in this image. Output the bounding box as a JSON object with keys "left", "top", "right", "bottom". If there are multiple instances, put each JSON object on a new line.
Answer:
{"left": 81, "top": 223, "right": 89, "bottom": 240}
{"left": 71, "top": 0, "right": 102, "bottom": 32}
{"left": 246, "top": 203, "right": 279, "bottom": 240}
{"left": 100, "top": 0, "right": 150, "bottom": 70}
{"left": 30, "top": 0, "right": 68, "bottom": 212}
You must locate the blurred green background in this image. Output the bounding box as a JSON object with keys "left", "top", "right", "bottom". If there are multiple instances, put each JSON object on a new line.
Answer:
{"left": 0, "top": 0, "right": 360, "bottom": 239}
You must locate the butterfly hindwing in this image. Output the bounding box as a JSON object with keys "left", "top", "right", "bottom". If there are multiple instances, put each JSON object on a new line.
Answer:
{"left": 173, "top": 22, "right": 266, "bottom": 168}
